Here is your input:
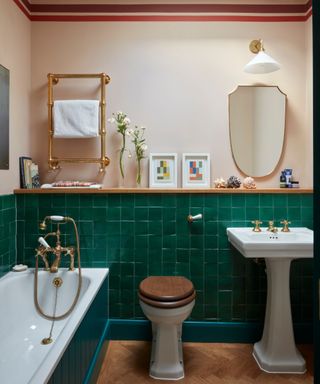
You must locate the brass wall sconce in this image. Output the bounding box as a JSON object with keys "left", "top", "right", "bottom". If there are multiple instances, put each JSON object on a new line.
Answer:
{"left": 244, "top": 39, "right": 280, "bottom": 74}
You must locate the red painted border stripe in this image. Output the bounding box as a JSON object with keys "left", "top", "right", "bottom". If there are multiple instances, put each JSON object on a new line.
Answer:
{"left": 30, "top": 14, "right": 311, "bottom": 22}
{"left": 29, "top": 2, "right": 310, "bottom": 14}
{"left": 13, "top": 0, "right": 30, "bottom": 19}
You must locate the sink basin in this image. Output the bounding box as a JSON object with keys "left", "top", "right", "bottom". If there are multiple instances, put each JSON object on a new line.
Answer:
{"left": 227, "top": 227, "right": 313, "bottom": 258}
{"left": 227, "top": 226, "right": 313, "bottom": 374}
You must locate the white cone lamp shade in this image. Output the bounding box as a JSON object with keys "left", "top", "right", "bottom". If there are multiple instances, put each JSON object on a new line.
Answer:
{"left": 244, "top": 39, "right": 280, "bottom": 74}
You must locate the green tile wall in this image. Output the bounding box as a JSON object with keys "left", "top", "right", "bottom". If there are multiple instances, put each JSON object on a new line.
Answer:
{"left": 16, "top": 193, "right": 313, "bottom": 322}
{"left": 0, "top": 195, "right": 16, "bottom": 277}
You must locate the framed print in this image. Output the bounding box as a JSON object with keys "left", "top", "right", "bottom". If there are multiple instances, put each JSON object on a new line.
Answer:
{"left": 149, "top": 153, "right": 177, "bottom": 188}
{"left": 182, "top": 153, "right": 210, "bottom": 188}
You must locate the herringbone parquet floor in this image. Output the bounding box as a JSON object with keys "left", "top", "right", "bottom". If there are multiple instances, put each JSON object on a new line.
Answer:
{"left": 97, "top": 341, "right": 313, "bottom": 384}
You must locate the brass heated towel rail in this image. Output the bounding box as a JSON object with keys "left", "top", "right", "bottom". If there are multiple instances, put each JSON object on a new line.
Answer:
{"left": 47, "top": 72, "right": 111, "bottom": 172}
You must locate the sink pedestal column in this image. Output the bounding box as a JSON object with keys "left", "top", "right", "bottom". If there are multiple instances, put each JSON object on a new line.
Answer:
{"left": 253, "top": 257, "right": 306, "bottom": 374}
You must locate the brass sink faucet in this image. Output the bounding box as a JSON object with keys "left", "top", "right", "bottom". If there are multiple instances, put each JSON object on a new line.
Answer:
{"left": 267, "top": 220, "right": 278, "bottom": 233}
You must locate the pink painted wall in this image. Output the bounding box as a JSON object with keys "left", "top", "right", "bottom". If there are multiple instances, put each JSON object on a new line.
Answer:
{"left": 0, "top": 1, "right": 31, "bottom": 195}
{"left": 28, "top": 20, "right": 312, "bottom": 188}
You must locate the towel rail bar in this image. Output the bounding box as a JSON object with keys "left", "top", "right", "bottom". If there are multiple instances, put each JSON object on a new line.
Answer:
{"left": 47, "top": 72, "right": 111, "bottom": 173}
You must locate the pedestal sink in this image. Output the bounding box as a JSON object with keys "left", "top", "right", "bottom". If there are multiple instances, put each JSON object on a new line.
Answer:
{"left": 227, "top": 227, "right": 313, "bottom": 374}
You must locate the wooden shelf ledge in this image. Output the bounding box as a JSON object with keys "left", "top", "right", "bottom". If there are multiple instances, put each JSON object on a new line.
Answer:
{"left": 13, "top": 188, "right": 313, "bottom": 194}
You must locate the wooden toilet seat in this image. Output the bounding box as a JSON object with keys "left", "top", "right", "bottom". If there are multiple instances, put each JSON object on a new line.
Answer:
{"left": 139, "top": 276, "right": 195, "bottom": 309}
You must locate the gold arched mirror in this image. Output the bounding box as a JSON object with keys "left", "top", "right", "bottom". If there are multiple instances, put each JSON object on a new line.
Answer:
{"left": 229, "top": 85, "right": 286, "bottom": 177}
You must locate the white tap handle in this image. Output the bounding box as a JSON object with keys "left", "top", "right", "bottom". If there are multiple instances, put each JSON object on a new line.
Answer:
{"left": 38, "top": 237, "right": 50, "bottom": 249}
{"left": 50, "top": 215, "right": 65, "bottom": 221}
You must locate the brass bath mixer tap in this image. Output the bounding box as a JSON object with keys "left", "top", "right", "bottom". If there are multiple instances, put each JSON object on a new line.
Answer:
{"left": 36, "top": 216, "right": 75, "bottom": 273}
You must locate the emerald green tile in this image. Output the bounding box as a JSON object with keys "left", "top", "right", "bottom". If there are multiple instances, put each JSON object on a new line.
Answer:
{"left": 231, "top": 194, "right": 245, "bottom": 207}
{"left": 24, "top": 194, "right": 40, "bottom": 208}
{"left": 66, "top": 194, "right": 79, "bottom": 207}
{"left": 120, "top": 248, "right": 134, "bottom": 264}
{"left": 163, "top": 207, "right": 176, "bottom": 222}
{"left": 205, "top": 235, "right": 218, "bottom": 249}
{"left": 162, "top": 194, "right": 177, "bottom": 207}
{"left": 190, "top": 235, "right": 203, "bottom": 249}
{"left": 218, "top": 207, "right": 231, "bottom": 221}
{"left": 93, "top": 207, "right": 107, "bottom": 220}
{"left": 288, "top": 207, "right": 301, "bottom": 221}
{"left": 259, "top": 207, "right": 274, "bottom": 221}
{"left": 163, "top": 221, "right": 176, "bottom": 235}
{"left": 273, "top": 194, "right": 288, "bottom": 207}
{"left": 94, "top": 235, "right": 107, "bottom": 249}
{"left": 121, "top": 207, "right": 134, "bottom": 221}
{"left": 177, "top": 249, "right": 189, "bottom": 263}
{"left": 204, "top": 207, "right": 218, "bottom": 221}
{"left": 107, "top": 207, "right": 120, "bottom": 220}
{"left": 176, "top": 262, "right": 190, "bottom": 276}
{"left": 189, "top": 222, "right": 203, "bottom": 235}
{"left": 218, "top": 290, "right": 232, "bottom": 305}
{"left": 106, "top": 221, "right": 121, "bottom": 235}
{"left": 149, "top": 207, "right": 162, "bottom": 221}
{"left": 245, "top": 207, "right": 260, "bottom": 221}
{"left": 163, "top": 248, "right": 175, "bottom": 263}
{"left": 108, "top": 194, "right": 121, "bottom": 207}
{"left": 176, "top": 235, "right": 189, "bottom": 248}
{"left": 204, "top": 249, "right": 218, "bottom": 262}
{"left": 149, "top": 235, "right": 162, "bottom": 249}
{"left": 80, "top": 207, "right": 93, "bottom": 220}
{"left": 134, "top": 207, "right": 148, "bottom": 221}
{"left": 273, "top": 206, "right": 288, "bottom": 221}
{"left": 259, "top": 194, "right": 273, "bottom": 207}
{"left": 205, "top": 261, "right": 217, "bottom": 277}
{"left": 177, "top": 194, "right": 190, "bottom": 208}
{"left": 205, "top": 221, "right": 218, "bottom": 235}
{"left": 204, "top": 194, "right": 218, "bottom": 208}
{"left": 135, "top": 262, "right": 148, "bottom": 275}
{"left": 93, "top": 195, "right": 107, "bottom": 207}
{"left": 79, "top": 221, "right": 93, "bottom": 235}
{"left": 148, "top": 194, "right": 162, "bottom": 207}
{"left": 245, "top": 194, "right": 259, "bottom": 207}
{"left": 107, "top": 235, "right": 121, "bottom": 249}
{"left": 301, "top": 206, "right": 313, "bottom": 221}
{"left": 121, "top": 221, "right": 134, "bottom": 235}
{"left": 163, "top": 235, "right": 176, "bottom": 249}
{"left": 121, "top": 194, "right": 134, "bottom": 207}
{"left": 79, "top": 194, "right": 93, "bottom": 207}
{"left": 121, "top": 235, "right": 134, "bottom": 249}
{"left": 135, "top": 221, "right": 148, "bottom": 235}
{"left": 190, "top": 194, "right": 204, "bottom": 207}
{"left": 218, "top": 194, "right": 231, "bottom": 207}
{"left": 135, "top": 235, "right": 148, "bottom": 249}
{"left": 94, "top": 221, "right": 107, "bottom": 235}
{"left": 288, "top": 194, "right": 301, "bottom": 207}
{"left": 301, "top": 194, "right": 313, "bottom": 207}
{"left": 149, "top": 221, "right": 162, "bottom": 235}
{"left": 134, "top": 194, "right": 148, "bottom": 207}
{"left": 232, "top": 207, "right": 245, "bottom": 221}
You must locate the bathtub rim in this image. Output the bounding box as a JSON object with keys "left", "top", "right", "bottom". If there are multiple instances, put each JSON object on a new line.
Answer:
{"left": 1, "top": 267, "right": 109, "bottom": 384}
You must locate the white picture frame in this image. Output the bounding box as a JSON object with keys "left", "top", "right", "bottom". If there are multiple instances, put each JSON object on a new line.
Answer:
{"left": 149, "top": 153, "right": 178, "bottom": 188}
{"left": 182, "top": 153, "right": 210, "bottom": 188}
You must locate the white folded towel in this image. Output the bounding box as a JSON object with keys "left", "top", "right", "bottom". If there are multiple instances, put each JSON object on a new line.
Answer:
{"left": 53, "top": 100, "right": 100, "bottom": 138}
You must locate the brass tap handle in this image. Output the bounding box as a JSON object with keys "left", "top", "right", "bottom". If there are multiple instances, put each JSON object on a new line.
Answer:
{"left": 280, "top": 220, "right": 291, "bottom": 232}
{"left": 251, "top": 220, "right": 262, "bottom": 232}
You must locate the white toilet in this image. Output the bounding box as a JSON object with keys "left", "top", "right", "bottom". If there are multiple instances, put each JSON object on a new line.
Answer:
{"left": 139, "top": 276, "right": 196, "bottom": 380}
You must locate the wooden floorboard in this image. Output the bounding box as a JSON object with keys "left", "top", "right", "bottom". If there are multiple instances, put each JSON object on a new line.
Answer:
{"left": 97, "top": 341, "right": 313, "bottom": 384}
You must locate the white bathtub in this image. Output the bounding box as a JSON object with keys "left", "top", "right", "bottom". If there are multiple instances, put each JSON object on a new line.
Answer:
{"left": 0, "top": 268, "right": 109, "bottom": 384}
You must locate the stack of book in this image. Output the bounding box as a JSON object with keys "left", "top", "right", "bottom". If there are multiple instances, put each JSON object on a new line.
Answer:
{"left": 19, "top": 157, "right": 40, "bottom": 189}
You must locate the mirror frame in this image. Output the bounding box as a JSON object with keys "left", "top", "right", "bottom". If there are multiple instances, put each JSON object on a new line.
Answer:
{"left": 228, "top": 85, "right": 287, "bottom": 178}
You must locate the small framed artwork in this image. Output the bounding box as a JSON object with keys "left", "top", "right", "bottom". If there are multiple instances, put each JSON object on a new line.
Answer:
{"left": 182, "top": 153, "right": 210, "bottom": 188}
{"left": 149, "top": 153, "right": 178, "bottom": 188}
